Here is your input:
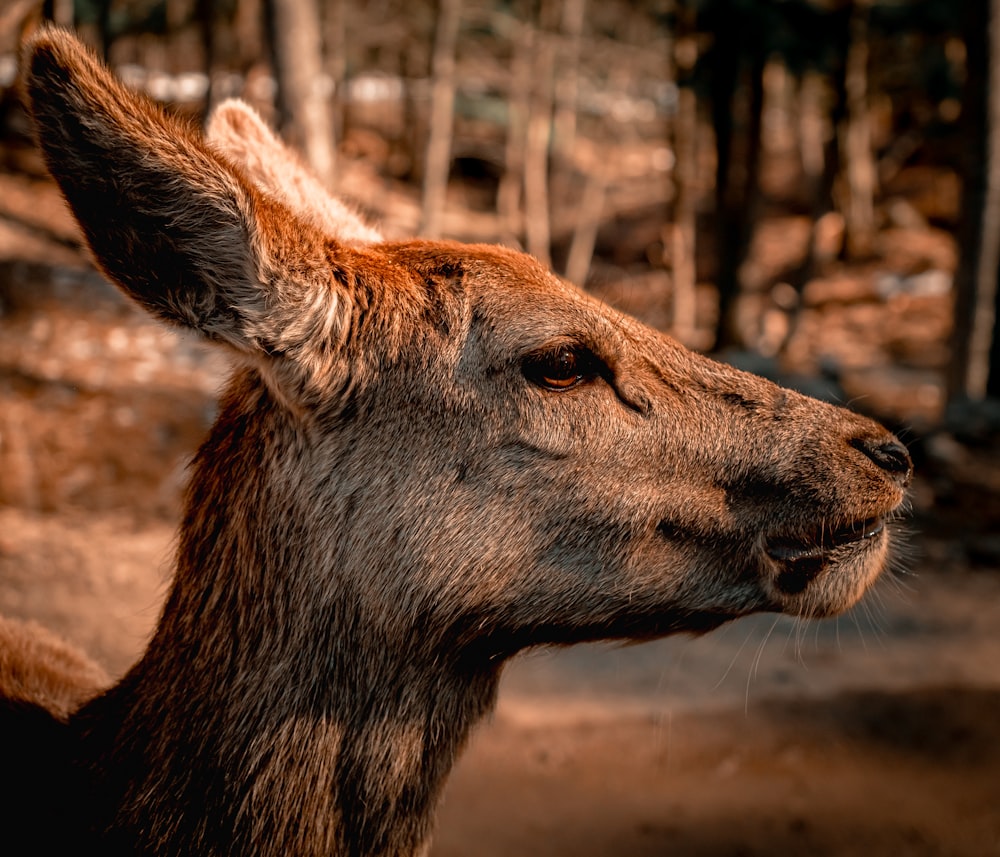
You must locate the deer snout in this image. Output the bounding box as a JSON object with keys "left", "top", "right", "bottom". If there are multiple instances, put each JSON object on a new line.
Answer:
{"left": 751, "top": 416, "right": 911, "bottom": 617}
{"left": 850, "top": 435, "right": 913, "bottom": 489}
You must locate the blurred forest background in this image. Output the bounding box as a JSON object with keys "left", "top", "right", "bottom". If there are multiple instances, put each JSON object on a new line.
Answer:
{"left": 2, "top": 3, "right": 1000, "bottom": 853}
{"left": 2, "top": 0, "right": 999, "bottom": 417}
{"left": 2, "top": 0, "right": 1000, "bottom": 519}
{"left": 1, "top": 0, "right": 1000, "bottom": 599}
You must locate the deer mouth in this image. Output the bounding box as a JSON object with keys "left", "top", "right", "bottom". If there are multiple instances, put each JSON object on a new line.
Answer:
{"left": 765, "top": 515, "right": 885, "bottom": 594}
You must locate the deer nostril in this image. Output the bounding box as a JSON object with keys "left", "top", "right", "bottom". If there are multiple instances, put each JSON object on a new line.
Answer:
{"left": 850, "top": 436, "right": 912, "bottom": 484}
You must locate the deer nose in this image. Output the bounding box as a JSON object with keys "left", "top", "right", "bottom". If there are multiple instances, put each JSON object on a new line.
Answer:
{"left": 850, "top": 436, "right": 912, "bottom": 486}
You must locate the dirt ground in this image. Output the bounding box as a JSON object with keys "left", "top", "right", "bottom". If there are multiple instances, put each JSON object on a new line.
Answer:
{"left": 3, "top": 507, "right": 998, "bottom": 856}
{"left": 1, "top": 171, "right": 999, "bottom": 855}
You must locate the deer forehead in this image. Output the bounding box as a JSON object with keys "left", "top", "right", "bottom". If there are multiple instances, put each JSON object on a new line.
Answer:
{"left": 411, "top": 243, "right": 636, "bottom": 358}
{"left": 361, "top": 242, "right": 595, "bottom": 360}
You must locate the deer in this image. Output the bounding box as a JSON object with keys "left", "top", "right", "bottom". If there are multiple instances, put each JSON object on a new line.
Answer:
{"left": 3, "top": 27, "right": 912, "bottom": 857}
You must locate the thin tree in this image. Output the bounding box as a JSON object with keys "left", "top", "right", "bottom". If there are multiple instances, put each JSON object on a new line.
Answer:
{"left": 50, "top": 0, "right": 72, "bottom": 28}
{"left": 498, "top": 13, "right": 534, "bottom": 245}
{"left": 668, "top": 1, "right": 699, "bottom": 347}
{"left": 267, "top": 0, "right": 336, "bottom": 188}
{"left": 949, "top": 0, "right": 1000, "bottom": 402}
{"left": 786, "top": 4, "right": 851, "bottom": 301}
{"left": 5, "top": 0, "right": 42, "bottom": 43}
{"left": 523, "top": 0, "right": 560, "bottom": 269}
{"left": 564, "top": 167, "right": 606, "bottom": 286}
{"left": 705, "top": 0, "right": 766, "bottom": 350}
{"left": 552, "top": 0, "right": 586, "bottom": 161}
{"left": 323, "top": 0, "right": 348, "bottom": 144}
{"left": 196, "top": 0, "right": 240, "bottom": 121}
{"left": 839, "top": 0, "right": 876, "bottom": 260}
{"left": 420, "top": 0, "right": 463, "bottom": 238}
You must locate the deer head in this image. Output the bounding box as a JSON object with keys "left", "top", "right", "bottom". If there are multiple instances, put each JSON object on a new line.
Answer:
{"left": 21, "top": 28, "right": 910, "bottom": 857}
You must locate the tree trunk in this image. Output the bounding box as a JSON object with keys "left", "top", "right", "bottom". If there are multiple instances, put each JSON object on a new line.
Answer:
{"left": 786, "top": 7, "right": 850, "bottom": 306}
{"left": 498, "top": 15, "right": 534, "bottom": 245}
{"left": 709, "top": 2, "right": 765, "bottom": 351}
{"left": 234, "top": 0, "right": 264, "bottom": 70}
{"left": 323, "top": 0, "right": 348, "bottom": 144}
{"left": 709, "top": 10, "right": 738, "bottom": 274}
{"left": 196, "top": 0, "right": 216, "bottom": 122}
{"left": 96, "top": 0, "right": 112, "bottom": 60}
{"left": 552, "top": 0, "right": 586, "bottom": 161}
{"left": 420, "top": 0, "right": 463, "bottom": 238}
{"left": 668, "top": 8, "right": 699, "bottom": 347}
{"left": 50, "top": 0, "right": 73, "bottom": 27}
{"left": 196, "top": 0, "right": 238, "bottom": 121}
{"left": 564, "top": 167, "right": 606, "bottom": 286}
{"left": 989, "top": 250, "right": 1000, "bottom": 398}
{"left": 524, "top": 17, "right": 557, "bottom": 268}
{"left": 839, "top": 0, "right": 876, "bottom": 260}
{"left": 267, "top": 0, "right": 335, "bottom": 188}
{"left": 797, "top": 70, "right": 826, "bottom": 190}
{"left": 950, "top": 0, "right": 1000, "bottom": 402}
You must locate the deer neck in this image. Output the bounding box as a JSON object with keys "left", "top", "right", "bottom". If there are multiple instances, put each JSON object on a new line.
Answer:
{"left": 73, "top": 378, "right": 502, "bottom": 856}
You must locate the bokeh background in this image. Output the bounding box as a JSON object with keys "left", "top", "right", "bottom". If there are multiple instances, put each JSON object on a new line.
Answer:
{"left": 0, "top": 1, "right": 998, "bottom": 855}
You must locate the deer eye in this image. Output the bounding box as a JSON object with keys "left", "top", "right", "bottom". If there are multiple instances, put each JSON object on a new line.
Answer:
{"left": 522, "top": 345, "right": 597, "bottom": 391}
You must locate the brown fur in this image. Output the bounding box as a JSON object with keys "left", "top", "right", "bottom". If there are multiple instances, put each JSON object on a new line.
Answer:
{"left": 0, "top": 616, "right": 109, "bottom": 719}
{"left": 5, "top": 28, "right": 911, "bottom": 857}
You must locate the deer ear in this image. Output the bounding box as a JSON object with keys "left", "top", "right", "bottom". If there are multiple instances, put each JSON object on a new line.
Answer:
{"left": 207, "top": 99, "right": 382, "bottom": 246}
{"left": 22, "top": 28, "right": 342, "bottom": 360}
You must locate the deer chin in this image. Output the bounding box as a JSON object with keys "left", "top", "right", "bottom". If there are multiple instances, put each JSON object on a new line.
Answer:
{"left": 760, "top": 513, "right": 892, "bottom": 617}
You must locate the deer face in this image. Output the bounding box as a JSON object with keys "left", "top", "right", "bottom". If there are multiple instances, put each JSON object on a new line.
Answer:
{"left": 308, "top": 243, "right": 908, "bottom": 657}
{"left": 23, "top": 30, "right": 910, "bottom": 665}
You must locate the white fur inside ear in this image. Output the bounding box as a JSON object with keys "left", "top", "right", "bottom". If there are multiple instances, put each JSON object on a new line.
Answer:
{"left": 206, "top": 99, "right": 382, "bottom": 246}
